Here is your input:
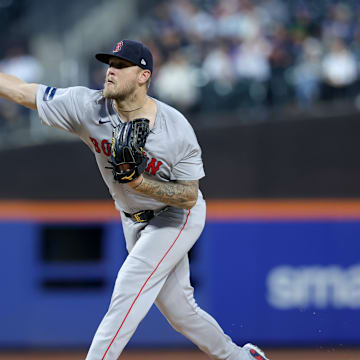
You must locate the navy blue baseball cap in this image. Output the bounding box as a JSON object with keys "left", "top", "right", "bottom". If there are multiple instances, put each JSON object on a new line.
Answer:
{"left": 95, "top": 40, "right": 153, "bottom": 73}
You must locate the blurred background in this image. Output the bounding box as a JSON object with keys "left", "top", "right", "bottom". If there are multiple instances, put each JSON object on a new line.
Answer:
{"left": 1, "top": 0, "right": 360, "bottom": 359}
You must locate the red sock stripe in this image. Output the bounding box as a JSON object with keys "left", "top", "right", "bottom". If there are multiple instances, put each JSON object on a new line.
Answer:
{"left": 102, "top": 209, "right": 191, "bottom": 360}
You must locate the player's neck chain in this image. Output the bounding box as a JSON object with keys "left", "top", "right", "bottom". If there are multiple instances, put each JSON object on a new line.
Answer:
{"left": 113, "top": 98, "right": 148, "bottom": 113}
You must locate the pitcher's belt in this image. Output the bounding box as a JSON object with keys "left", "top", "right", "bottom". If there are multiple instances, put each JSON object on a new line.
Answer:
{"left": 123, "top": 207, "right": 168, "bottom": 223}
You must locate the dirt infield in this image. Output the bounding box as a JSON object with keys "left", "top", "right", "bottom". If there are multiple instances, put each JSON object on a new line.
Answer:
{"left": 0, "top": 348, "right": 359, "bottom": 360}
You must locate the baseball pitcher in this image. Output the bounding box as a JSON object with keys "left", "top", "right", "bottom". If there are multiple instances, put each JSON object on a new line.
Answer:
{"left": 0, "top": 39, "right": 269, "bottom": 360}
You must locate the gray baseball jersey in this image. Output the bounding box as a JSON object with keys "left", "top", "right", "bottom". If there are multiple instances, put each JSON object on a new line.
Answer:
{"left": 36, "top": 85, "right": 205, "bottom": 214}
{"left": 35, "top": 85, "right": 246, "bottom": 360}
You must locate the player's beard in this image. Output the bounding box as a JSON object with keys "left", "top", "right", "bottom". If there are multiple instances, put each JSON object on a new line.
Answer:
{"left": 103, "top": 80, "right": 137, "bottom": 101}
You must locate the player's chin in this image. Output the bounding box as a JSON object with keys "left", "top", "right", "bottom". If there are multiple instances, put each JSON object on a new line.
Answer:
{"left": 104, "top": 87, "right": 126, "bottom": 101}
{"left": 103, "top": 86, "right": 108, "bottom": 96}
{"left": 103, "top": 86, "right": 116, "bottom": 99}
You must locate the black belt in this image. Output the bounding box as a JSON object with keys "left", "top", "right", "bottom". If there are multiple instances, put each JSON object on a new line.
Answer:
{"left": 124, "top": 207, "right": 169, "bottom": 223}
{"left": 124, "top": 210, "right": 155, "bottom": 223}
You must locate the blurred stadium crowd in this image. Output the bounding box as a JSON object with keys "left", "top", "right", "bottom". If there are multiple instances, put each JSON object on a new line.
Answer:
{"left": 1, "top": 0, "right": 360, "bottom": 141}
{"left": 134, "top": 0, "right": 360, "bottom": 113}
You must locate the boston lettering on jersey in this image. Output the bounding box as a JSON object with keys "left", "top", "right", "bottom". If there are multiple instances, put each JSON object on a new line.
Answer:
{"left": 89, "top": 137, "right": 163, "bottom": 176}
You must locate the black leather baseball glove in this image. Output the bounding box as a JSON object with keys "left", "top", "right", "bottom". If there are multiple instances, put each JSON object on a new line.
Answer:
{"left": 107, "top": 118, "right": 150, "bottom": 183}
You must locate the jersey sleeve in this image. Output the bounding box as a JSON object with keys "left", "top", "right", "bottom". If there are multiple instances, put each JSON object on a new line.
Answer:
{"left": 170, "top": 127, "right": 205, "bottom": 181}
{"left": 36, "top": 84, "right": 84, "bottom": 133}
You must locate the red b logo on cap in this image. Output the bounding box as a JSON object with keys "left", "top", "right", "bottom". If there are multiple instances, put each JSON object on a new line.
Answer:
{"left": 113, "top": 41, "right": 123, "bottom": 53}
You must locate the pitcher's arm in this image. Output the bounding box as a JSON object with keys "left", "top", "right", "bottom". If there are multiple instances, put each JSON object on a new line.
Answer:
{"left": 128, "top": 176, "right": 198, "bottom": 210}
{"left": 0, "top": 73, "right": 38, "bottom": 110}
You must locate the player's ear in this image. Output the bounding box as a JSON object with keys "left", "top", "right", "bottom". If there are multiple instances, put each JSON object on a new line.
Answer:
{"left": 138, "top": 70, "right": 151, "bottom": 86}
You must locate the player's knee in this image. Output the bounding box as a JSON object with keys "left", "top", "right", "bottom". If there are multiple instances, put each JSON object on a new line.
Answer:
{"left": 166, "top": 316, "right": 188, "bottom": 333}
{"left": 158, "top": 304, "right": 198, "bottom": 333}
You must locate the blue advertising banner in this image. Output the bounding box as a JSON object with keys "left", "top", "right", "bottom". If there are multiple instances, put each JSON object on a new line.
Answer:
{"left": 198, "top": 221, "right": 360, "bottom": 346}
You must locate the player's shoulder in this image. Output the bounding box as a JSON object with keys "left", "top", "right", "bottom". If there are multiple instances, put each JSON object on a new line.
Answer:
{"left": 68, "top": 86, "right": 103, "bottom": 104}
{"left": 67, "top": 87, "right": 106, "bottom": 113}
{"left": 39, "top": 84, "right": 103, "bottom": 106}
{"left": 154, "top": 98, "right": 200, "bottom": 150}
{"left": 154, "top": 98, "right": 193, "bottom": 129}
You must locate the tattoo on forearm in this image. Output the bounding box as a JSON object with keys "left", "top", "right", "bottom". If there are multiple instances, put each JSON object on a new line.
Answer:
{"left": 134, "top": 178, "right": 198, "bottom": 209}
